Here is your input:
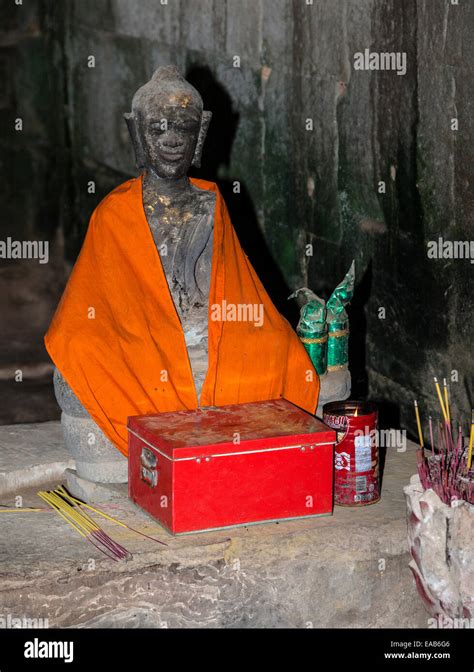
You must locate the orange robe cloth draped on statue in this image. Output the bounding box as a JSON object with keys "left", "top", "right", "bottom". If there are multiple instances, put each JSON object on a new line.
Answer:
{"left": 45, "top": 176, "right": 319, "bottom": 455}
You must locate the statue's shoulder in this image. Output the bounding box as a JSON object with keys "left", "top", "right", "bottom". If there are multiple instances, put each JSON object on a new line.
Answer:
{"left": 190, "top": 178, "right": 220, "bottom": 197}
{"left": 88, "top": 178, "right": 142, "bottom": 232}
{"left": 93, "top": 177, "right": 139, "bottom": 215}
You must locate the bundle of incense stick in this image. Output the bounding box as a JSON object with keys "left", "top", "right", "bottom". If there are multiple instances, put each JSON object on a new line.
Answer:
{"left": 413, "top": 378, "right": 473, "bottom": 505}
{"left": 37, "top": 486, "right": 167, "bottom": 561}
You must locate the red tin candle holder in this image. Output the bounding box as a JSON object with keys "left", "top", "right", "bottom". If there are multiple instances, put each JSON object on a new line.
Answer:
{"left": 323, "top": 400, "right": 380, "bottom": 507}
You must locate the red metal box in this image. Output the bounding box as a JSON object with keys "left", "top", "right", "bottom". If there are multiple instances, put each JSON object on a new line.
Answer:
{"left": 128, "top": 398, "right": 335, "bottom": 534}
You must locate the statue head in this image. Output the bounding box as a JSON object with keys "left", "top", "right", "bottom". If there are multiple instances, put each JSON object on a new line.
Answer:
{"left": 124, "top": 65, "right": 212, "bottom": 179}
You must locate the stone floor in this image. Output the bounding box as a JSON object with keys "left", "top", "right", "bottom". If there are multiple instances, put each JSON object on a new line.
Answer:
{"left": 0, "top": 421, "right": 73, "bottom": 495}
{"left": 0, "top": 421, "right": 429, "bottom": 628}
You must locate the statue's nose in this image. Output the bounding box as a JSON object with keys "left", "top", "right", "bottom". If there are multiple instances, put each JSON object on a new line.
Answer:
{"left": 162, "top": 131, "right": 183, "bottom": 148}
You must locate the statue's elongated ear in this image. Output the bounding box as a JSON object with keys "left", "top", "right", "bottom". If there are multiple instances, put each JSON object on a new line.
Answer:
{"left": 191, "top": 110, "right": 212, "bottom": 168}
{"left": 124, "top": 112, "right": 146, "bottom": 170}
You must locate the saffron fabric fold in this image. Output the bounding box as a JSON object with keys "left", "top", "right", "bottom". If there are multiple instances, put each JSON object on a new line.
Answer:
{"left": 45, "top": 176, "right": 319, "bottom": 455}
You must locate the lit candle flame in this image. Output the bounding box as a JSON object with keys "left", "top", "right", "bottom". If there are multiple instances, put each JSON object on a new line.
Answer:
{"left": 354, "top": 407, "right": 358, "bottom": 417}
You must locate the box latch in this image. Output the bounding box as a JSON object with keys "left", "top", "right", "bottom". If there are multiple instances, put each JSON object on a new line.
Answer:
{"left": 140, "top": 446, "right": 158, "bottom": 487}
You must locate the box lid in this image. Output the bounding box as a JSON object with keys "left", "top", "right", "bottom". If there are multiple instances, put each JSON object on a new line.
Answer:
{"left": 127, "top": 398, "right": 335, "bottom": 461}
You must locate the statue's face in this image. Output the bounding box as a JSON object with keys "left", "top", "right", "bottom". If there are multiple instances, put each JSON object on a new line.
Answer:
{"left": 138, "top": 89, "right": 201, "bottom": 179}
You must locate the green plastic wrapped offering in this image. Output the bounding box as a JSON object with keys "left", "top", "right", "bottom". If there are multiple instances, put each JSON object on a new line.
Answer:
{"left": 289, "top": 288, "right": 328, "bottom": 375}
{"left": 326, "top": 260, "right": 355, "bottom": 370}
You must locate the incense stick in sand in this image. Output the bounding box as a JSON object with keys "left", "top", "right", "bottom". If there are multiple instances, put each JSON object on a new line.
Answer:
{"left": 429, "top": 416, "right": 434, "bottom": 457}
{"left": 415, "top": 381, "right": 472, "bottom": 504}
{"left": 414, "top": 400, "right": 424, "bottom": 449}
{"left": 434, "top": 377, "right": 448, "bottom": 424}
{"left": 467, "top": 411, "right": 474, "bottom": 472}
{"left": 443, "top": 379, "right": 451, "bottom": 424}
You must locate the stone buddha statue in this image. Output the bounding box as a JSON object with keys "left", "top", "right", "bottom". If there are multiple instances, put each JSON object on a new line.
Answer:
{"left": 55, "top": 66, "right": 216, "bottom": 484}
{"left": 129, "top": 65, "right": 216, "bottom": 397}
{"left": 50, "top": 65, "right": 320, "bottom": 494}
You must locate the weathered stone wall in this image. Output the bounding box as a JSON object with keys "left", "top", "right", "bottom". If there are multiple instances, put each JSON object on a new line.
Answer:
{"left": 409, "top": 0, "right": 473, "bottom": 427}
{"left": 2, "top": 1, "right": 472, "bottom": 433}
{"left": 0, "top": 0, "right": 68, "bottom": 422}
{"left": 62, "top": 0, "right": 473, "bottom": 434}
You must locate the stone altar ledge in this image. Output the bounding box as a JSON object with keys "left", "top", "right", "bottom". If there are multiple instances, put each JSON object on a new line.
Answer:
{"left": 0, "top": 421, "right": 428, "bottom": 628}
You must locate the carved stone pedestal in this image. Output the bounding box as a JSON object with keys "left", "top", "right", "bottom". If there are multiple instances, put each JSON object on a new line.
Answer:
{"left": 60, "top": 413, "right": 128, "bottom": 483}
{"left": 53, "top": 369, "right": 127, "bottom": 492}
{"left": 65, "top": 467, "right": 127, "bottom": 503}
